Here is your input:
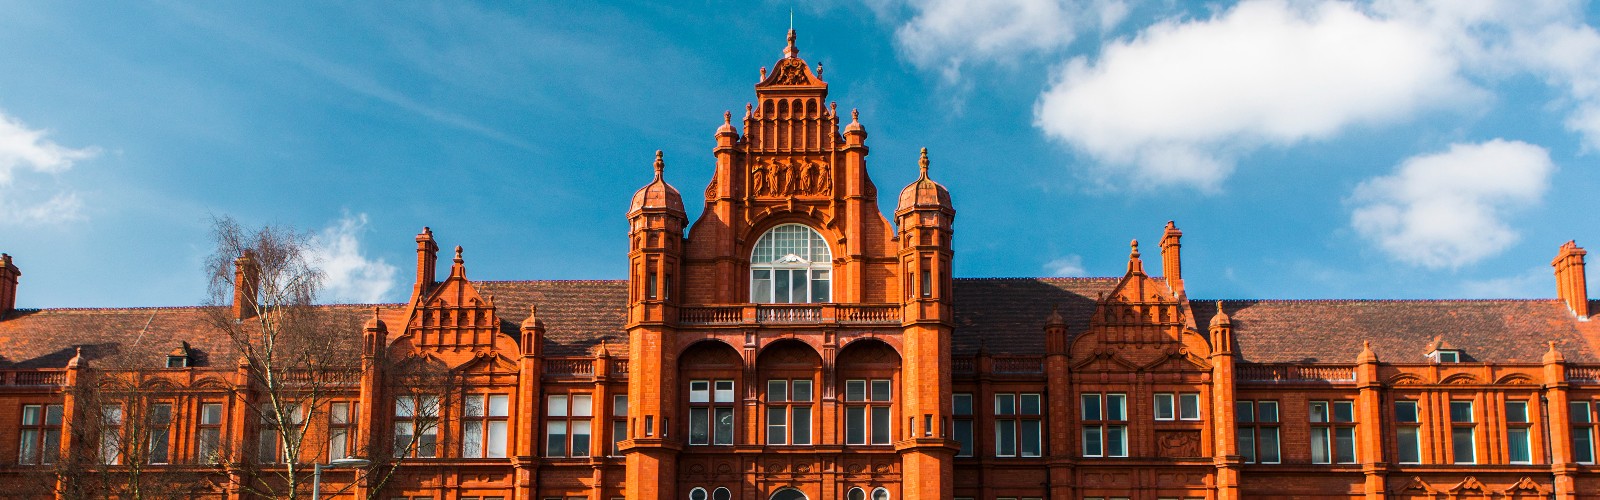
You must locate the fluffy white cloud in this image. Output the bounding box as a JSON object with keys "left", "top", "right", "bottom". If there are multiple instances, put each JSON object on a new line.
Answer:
{"left": 1044, "top": 254, "right": 1087, "bottom": 276}
{"left": 891, "top": 0, "right": 1124, "bottom": 82}
{"left": 0, "top": 110, "right": 96, "bottom": 226}
{"left": 1350, "top": 139, "right": 1552, "bottom": 269}
{"left": 1035, "top": 0, "right": 1468, "bottom": 190}
{"left": 308, "top": 213, "right": 399, "bottom": 303}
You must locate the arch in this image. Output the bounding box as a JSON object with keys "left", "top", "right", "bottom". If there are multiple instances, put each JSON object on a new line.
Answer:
{"left": 750, "top": 224, "right": 834, "bottom": 304}
{"left": 806, "top": 99, "right": 818, "bottom": 118}
{"left": 680, "top": 339, "right": 743, "bottom": 447}
{"left": 836, "top": 338, "right": 901, "bottom": 369}
{"left": 758, "top": 339, "right": 822, "bottom": 445}
{"left": 1495, "top": 373, "right": 1537, "bottom": 385}
{"left": 1440, "top": 373, "right": 1482, "bottom": 385}
{"left": 846, "top": 488, "right": 866, "bottom": 500}
{"left": 689, "top": 488, "right": 708, "bottom": 500}
{"left": 771, "top": 488, "right": 807, "bottom": 500}
{"left": 1387, "top": 373, "right": 1427, "bottom": 386}
{"left": 778, "top": 99, "right": 790, "bottom": 117}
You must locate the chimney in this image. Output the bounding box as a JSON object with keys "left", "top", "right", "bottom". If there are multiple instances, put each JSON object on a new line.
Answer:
{"left": 0, "top": 253, "right": 19, "bottom": 318}
{"left": 1553, "top": 241, "right": 1589, "bottom": 319}
{"left": 1159, "top": 221, "right": 1183, "bottom": 293}
{"left": 414, "top": 227, "right": 439, "bottom": 300}
{"left": 231, "top": 251, "right": 260, "bottom": 320}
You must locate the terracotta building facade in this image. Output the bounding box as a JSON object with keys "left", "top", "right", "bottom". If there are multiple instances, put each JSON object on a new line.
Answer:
{"left": 3, "top": 31, "right": 1600, "bottom": 500}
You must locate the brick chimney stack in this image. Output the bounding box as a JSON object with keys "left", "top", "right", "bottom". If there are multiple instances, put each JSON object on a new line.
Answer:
{"left": 414, "top": 227, "right": 439, "bottom": 300}
{"left": 0, "top": 253, "right": 19, "bottom": 318}
{"left": 1159, "top": 221, "right": 1183, "bottom": 294}
{"left": 231, "top": 250, "right": 260, "bottom": 320}
{"left": 1553, "top": 240, "right": 1589, "bottom": 319}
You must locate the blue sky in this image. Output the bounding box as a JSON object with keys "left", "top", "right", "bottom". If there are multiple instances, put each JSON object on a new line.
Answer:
{"left": 3, "top": 1, "right": 1599, "bottom": 307}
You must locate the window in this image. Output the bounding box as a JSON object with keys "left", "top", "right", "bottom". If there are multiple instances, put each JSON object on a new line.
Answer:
{"left": 995, "top": 393, "right": 1042, "bottom": 457}
{"left": 611, "top": 394, "right": 628, "bottom": 456}
{"left": 750, "top": 224, "right": 832, "bottom": 303}
{"left": 259, "top": 403, "right": 303, "bottom": 463}
{"left": 847, "top": 488, "right": 865, "bottom": 500}
{"left": 329, "top": 402, "right": 357, "bottom": 461}
{"left": 1237, "top": 400, "right": 1280, "bottom": 464}
{"left": 196, "top": 403, "right": 223, "bottom": 463}
{"left": 1431, "top": 350, "right": 1461, "bottom": 363}
{"left": 1394, "top": 400, "right": 1421, "bottom": 464}
{"left": 99, "top": 404, "right": 123, "bottom": 465}
{"left": 766, "top": 379, "right": 813, "bottom": 445}
{"left": 394, "top": 396, "right": 439, "bottom": 458}
{"left": 1450, "top": 400, "right": 1476, "bottom": 464}
{"left": 1309, "top": 401, "right": 1356, "bottom": 464}
{"left": 689, "top": 488, "right": 707, "bottom": 500}
{"left": 1081, "top": 393, "right": 1127, "bottom": 457}
{"left": 1506, "top": 400, "right": 1531, "bottom": 464}
{"left": 689, "top": 380, "right": 735, "bottom": 446}
{"left": 148, "top": 403, "right": 172, "bottom": 464}
{"left": 463, "top": 394, "right": 510, "bottom": 458}
{"left": 952, "top": 393, "right": 973, "bottom": 457}
{"left": 1574, "top": 401, "right": 1596, "bottom": 464}
{"left": 713, "top": 487, "right": 731, "bottom": 500}
{"left": 18, "top": 404, "right": 62, "bottom": 465}
{"left": 845, "top": 379, "right": 892, "bottom": 445}
{"left": 546, "top": 394, "right": 592, "bottom": 457}
{"left": 1153, "top": 393, "right": 1200, "bottom": 421}
{"left": 872, "top": 488, "right": 890, "bottom": 500}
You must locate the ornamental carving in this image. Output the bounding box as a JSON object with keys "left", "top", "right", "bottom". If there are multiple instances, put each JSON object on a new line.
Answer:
{"left": 771, "top": 59, "right": 811, "bottom": 85}
{"left": 1156, "top": 430, "right": 1201, "bottom": 458}
{"left": 751, "top": 160, "right": 831, "bottom": 197}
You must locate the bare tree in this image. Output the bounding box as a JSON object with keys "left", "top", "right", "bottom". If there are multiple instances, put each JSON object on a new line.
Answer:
{"left": 56, "top": 369, "right": 219, "bottom": 500}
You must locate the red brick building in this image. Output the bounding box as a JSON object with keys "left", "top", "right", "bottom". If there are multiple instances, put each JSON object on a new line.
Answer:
{"left": 2, "top": 31, "right": 1600, "bottom": 500}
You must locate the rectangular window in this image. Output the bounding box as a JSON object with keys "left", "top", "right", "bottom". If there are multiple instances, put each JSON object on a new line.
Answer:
{"left": 995, "top": 393, "right": 1042, "bottom": 457}
{"left": 1179, "top": 393, "right": 1201, "bottom": 420}
{"left": 1154, "top": 393, "right": 1175, "bottom": 421}
{"left": 1237, "top": 400, "right": 1280, "bottom": 464}
{"left": 547, "top": 394, "right": 591, "bottom": 457}
{"left": 148, "top": 403, "right": 172, "bottom": 464}
{"left": 1451, "top": 400, "right": 1476, "bottom": 464}
{"left": 19, "top": 404, "right": 63, "bottom": 466}
{"left": 463, "top": 394, "right": 510, "bottom": 458}
{"left": 1310, "top": 401, "right": 1356, "bottom": 464}
{"left": 197, "top": 403, "right": 223, "bottom": 464}
{"left": 329, "top": 402, "right": 356, "bottom": 461}
{"left": 844, "top": 379, "right": 892, "bottom": 446}
{"left": 1081, "top": 393, "right": 1127, "bottom": 458}
{"left": 1394, "top": 401, "right": 1421, "bottom": 464}
{"left": 766, "top": 407, "right": 787, "bottom": 445}
{"left": 764, "top": 379, "right": 812, "bottom": 446}
{"left": 752, "top": 270, "right": 772, "bottom": 303}
{"left": 1574, "top": 401, "right": 1596, "bottom": 464}
{"left": 611, "top": 394, "right": 628, "bottom": 456}
{"left": 1506, "top": 401, "right": 1531, "bottom": 464}
{"left": 689, "top": 380, "right": 736, "bottom": 446}
{"left": 99, "top": 405, "right": 123, "bottom": 465}
{"left": 953, "top": 393, "right": 973, "bottom": 457}
{"left": 394, "top": 396, "right": 437, "bottom": 458}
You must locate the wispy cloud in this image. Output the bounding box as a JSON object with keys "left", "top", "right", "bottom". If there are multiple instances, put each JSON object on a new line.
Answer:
{"left": 0, "top": 109, "right": 97, "bottom": 226}
{"left": 891, "top": 0, "right": 1117, "bottom": 82}
{"left": 1350, "top": 139, "right": 1553, "bottom": 269}
{"left": 1043, "top": 254, "right": 1087, "bottom": 277}
{"left": 308, "top": 212, "right": 399, "bottom": 304}
{"left": 1459, "top": 266, "right": 1550, "bottom": 299}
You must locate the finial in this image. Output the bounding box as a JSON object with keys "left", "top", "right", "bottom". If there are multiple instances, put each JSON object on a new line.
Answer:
{"left": 67, "top": 347, "right": 83, "bottom": 369}
{"left": 1216, "top": 300, "right": 1225, "bottom": 314}
{"left": 816, "top": 62, "right": 823, "bottom": 79}
{"left": 372, "top": 306, "right": 380, "bottom": 318}
{"left": 654, "top": 150, "right": 665, "bottom": 179}
{"left": 1127, "top": 239, "right": 1144, "bottom": 274}
{"left": 454, "top": 245, "right": 464, "bottom": 263}
{"left": 1130, "top": 239, "right": 1140, "bottom": 256}
{"left": 918, "top": 147, "right": 930, "bottom": 178}
{"left": 830, "top": 101, "right": 837, "bottom": 116}
{"left": 851, "top": 108, "right": 859, "bottom": 122}
{"left": 724, "top": 110, "right": 732, "bottom": 125}
{"left": 1545, "top": 340, "right": 1566, "bottom": 364}
{"left": 760, "top": 66, "right": 767, "bottom": 80}
{"left": 785, "top": 28, "right": 798, "bottom": 58}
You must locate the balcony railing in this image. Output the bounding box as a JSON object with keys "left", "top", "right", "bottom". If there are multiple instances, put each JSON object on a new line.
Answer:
{"left": 0, "top": 370, "right": 66, "bottom": 387}
{"left": 679, "top": 304, "right": 901, "bottom": 326}
{"left": 1238, "top": 364, "right": 1356, "bottom": 384}
{"left": 1569, "top": 365, "right": 1600, "bottom": 383}
{"left": 544, "top": 358, "right": 594, "bottom": 377}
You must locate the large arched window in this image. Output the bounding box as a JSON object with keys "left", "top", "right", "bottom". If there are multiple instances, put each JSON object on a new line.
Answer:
{"left": 750, "top": 224, "right": 832, "bottom": 303}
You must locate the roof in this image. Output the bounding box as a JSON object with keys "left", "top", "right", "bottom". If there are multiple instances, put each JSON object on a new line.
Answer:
{"left": 4, "top": 279, "right": 1597, "bottom": 368}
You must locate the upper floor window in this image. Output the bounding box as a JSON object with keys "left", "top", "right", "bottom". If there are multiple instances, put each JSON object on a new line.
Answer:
{"left": 463, "top": 394, "right": 510, "bottom": 458}
{"left": 1081, "top": 393, "right": 1127, "bottom": 458}
{"left": 689, "top": 380, "right": 736, "bottom": 446}
{"left": 1451, "top": 400, "right": 1477, "bottom": 464}
{"left": 18, "top": 404, "right": 62, "bottom": 465}
{"left": 845, "top": 379, "right": 892, "bottom": 445}
{"left": 1310, "top": 400, "right": 1356, "bottom": 464}
{"left": 750, "top": 224, "right": 832, "bottom": 303}
{"left": 995, "top": 393, "right": 1042, "bottom": 457}
{"left": 952, "top": 393, "right": 974, "bottom": 457}
{"left": 1394, "top": 400, "right": 1421, "bottom": 464}
{"left": 766, "top": 379, "right": 813, "bottom": 445}
{"left": 1573, "top": 401, "right": 1596, "bottom": 464}
{"left": 1237, "top": 400, "right": 1280, "bottom": 464}
{"left": 546, "top": 394, "right": 592, "bottom": 457}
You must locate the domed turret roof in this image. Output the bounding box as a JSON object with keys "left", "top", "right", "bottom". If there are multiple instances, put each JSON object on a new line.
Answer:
{"left": 630, "top": 150, "right": 684, "bottom": 214}
{"left": 897, "top": 148, "right": 951, "bottom": 211}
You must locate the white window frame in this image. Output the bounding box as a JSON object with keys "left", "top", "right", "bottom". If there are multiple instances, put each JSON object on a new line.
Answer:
{"left": 749, "top": 224, "right": 833, "bottom": 304}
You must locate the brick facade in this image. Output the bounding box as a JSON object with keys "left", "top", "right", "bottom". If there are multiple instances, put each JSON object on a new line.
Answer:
{"left": 2, "top": 30, "right": 1600, "bottom": 500}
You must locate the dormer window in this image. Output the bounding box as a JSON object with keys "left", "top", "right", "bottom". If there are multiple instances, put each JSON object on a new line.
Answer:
{"left": 1429, "top": 349, "right": 1461, "bottom": 363}
{"left": 750, "top": 224, "right": 832, "bottom": 303}
{"left": 166, "top": 343, "right": 192, "bottom": 368}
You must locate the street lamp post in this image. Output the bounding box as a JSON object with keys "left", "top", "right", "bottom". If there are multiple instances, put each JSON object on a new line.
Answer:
{"left": 312, "top": 457, "right": 371, "bottom": 500}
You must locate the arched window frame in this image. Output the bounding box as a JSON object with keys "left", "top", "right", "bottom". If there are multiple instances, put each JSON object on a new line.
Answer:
{"left": 750, "top": 224, "right": 833, "bottom": 304}
{"left": 713, "top": 487, "right": 732, "bottom": 500}
{"left": 871, "top": 488, "right": 890, "bottom": 500}
{"left": 689, "top": 487, "right": 708, "bottom": 500}
{"left": 846, "top": 488, "right": 866, "bottom": 500}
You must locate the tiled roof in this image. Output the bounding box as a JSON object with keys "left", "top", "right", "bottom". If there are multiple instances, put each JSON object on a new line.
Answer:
{"left": 3, "top": 279, "right": 1597, "bottom": 367}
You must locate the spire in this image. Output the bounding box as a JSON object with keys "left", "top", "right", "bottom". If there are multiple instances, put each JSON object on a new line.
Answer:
{"left": 1127, "top": 239, "right": 1145, "bottom": 275}
{"left": 784, "top": 28, "right": 798, "bottom": 59}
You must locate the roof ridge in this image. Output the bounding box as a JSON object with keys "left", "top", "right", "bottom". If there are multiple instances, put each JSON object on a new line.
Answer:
{"left": 1193, "top": 298, "right": 1561, "bottom": 304}
{"left": 954, "top": 276, "right": 1121, "bottom": 281}
{"left": 477, "top": 279, "right": 628, "bottom": 284}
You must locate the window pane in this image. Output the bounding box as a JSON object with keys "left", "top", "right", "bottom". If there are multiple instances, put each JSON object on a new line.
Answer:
{"left": 1021, "top": 394, "right": 1041, "bottom": 415}
{"left": 1081, "top": 395, "right": 1102, "bottom": 421}
{"left": 1082, "top": 426, "right": 1102, "bottom": 456}
{"left": 44, "top": 405, "right": 63, "bottom": 426}
{"left": 1450, "top": 401, "right": 1474, "bottom": 423}
{"left": 1235, "top": 402, "right": 1254, "bottom": 423}
{"left": 418, "top": 425, "right": 438, "bottom": 457}
{"left": 846, "top": 380, "right": 866, "bottom": 402}
{"left": 1571, "top": 402, "right": 1593, "bottom": 424}
{"left": 768, "top": 380, "right": 788, "bottom": 402}
{"left": 1334, "top": 427, "right": 1356, "bottom": 463}
{"left": 486, "top": 421, "right": 509, "bottom": 458}
{"left": 1506, "top": 401, "right": 1528, "bottom": 423}
{"left": 1258, "top": 401, "right": 1278, "bottom": 422}
{"left": 788, "top": 269, "right": 806, "bottom": 304}
{"left": 767, "top": 407, "right": 786, "bottom": 445}
{"left": 611, "top": 420, "right": 627, "bottom": 456}
{"left": 1397, "top": 426, "right": 1421, "bottom": 463}
{"left": 1020, "top": 420, "right": 1041, "bottom": 457}
{"left": 1310, "top": 428, "right": 1330, "bottom": 464}
{"left": 846, "top": 407, "right": 866, "bottom": 445}
{"left": 463, "top": 421, "right": 484, "bottom": 458}
{"left": 714, "top": 381, "right": 735, "bottom": 403}
{"left": 548, "top": 395, "right": 568, "bottom": 417}
{"left": 1106, "top": 426, "right": 1127, "bottom": 457}
{"left": 775, "top": 270, "right": 791, "bottom": 303}
{"left": 871, "top": 406, "right": 891, "bottom": 445}
{"left": 690, "top": 381, "right": 710, "bottom": 403}
{"left": 614, "top": 395, "right": 628, "bottom": 417}
{"left": 753, "top": 271, "right": 772, "bottom": 302}
{"left": 1179, "top": 394, "right": 1201, "bottom": 420}
{"left": 1508, "top": 427, "right": 1531, "bottom": 464}
{"left": 792, "top": 407, "right": 811, "bottom": 445}
{"left": 19, "top": 429, "right": 38, "bottom": 465}
{"left": 572, "top": 395, "right": 593, "bottom": 417}
{"left": 871, "top": 380, "right": 892, "bottom": 402}
{"left": 1259, "top": 427, "right": 1280, "bottom": 463}
{"left": 996, "top": 394, "right": 1016, "bottom": 416}
{"left": 689, "top": 407, "right": 709, "bottom": 445}
{"left": 21, "top": 405, "right": 39, "bottom": 426}
{"left": 1575, "top": 431, "right": 1596, "bottom": 464}
{"left": 996, "top": 420, "right": 1016, "bottom": 456}
{"left": 1394, "top": 401, "right": 1418, "bottom": 423}
{"left": 953, "top": 394, "right": 973, "bottom": 415}
{"left": 465, "top": 395, "right": 485, "bottom": 418}
{"left": 546, "top": 421, "right": 567, "bottom": 457}
{"left": 1237, "top": 428, "right": 1255, "bottom": 463}
{"left": 200, "top": 404, "right": 223, "bottom": 425}
{"left": 1309, "top": 402, "right": 1329, "bottom": 423}
{"left": 489, "top": 395, "right": 511, "bottom": 417}
{"left": 1107, "top": 395, "right": 1126, "bottom": 421}
{"left": 792, "top": 380, "right": 812, "bottom": 401}
{"left": 1154, "top": 394, "right": 1174, "bottom": 420}
{"left": 811, "top": 271, "right": 830, "bottom": 303}
{"left": 954, "top": 420, "right": 973, "bottom": 456}
{"left": 714, "top": 407, "right": 734, "bottom": 446}
{"left": 571, "top": 421, "right": 591, "bottom": 457}
{"left": 396, "top": 398, "right": 416, "bottom": 418}
{"left": 1332, "top": 401, "right": 1354, "bottom": 423}
{"left": 1452, "top": 427, "right": 1476, "bottom": 464}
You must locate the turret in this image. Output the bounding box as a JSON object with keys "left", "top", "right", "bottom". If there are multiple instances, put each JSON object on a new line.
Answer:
{"left": 627, "top": 151, "right": 687, "bottom": 324}
{"left": 1553, "top": 240, "right": 1589, "bottom": 319}
{"left": 0, "top": 253, "right": 19, "bottom": 318}
{"left": 896, "top": 148, "right": 955, "bottom": 323}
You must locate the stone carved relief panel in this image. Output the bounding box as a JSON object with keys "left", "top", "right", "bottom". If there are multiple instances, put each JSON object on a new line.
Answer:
{"left": 751, "top": 159, "right": 832, "bottom": 198}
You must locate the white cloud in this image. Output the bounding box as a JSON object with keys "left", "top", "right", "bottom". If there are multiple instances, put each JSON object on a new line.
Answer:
{"left": 1350, "top": 139, "right": 1552, "bottom": 269}
{"left": 0, "top": 110, "right": 96, "bottom": 185}
{"left": 891, "top": 0, "right": 1114, "bottom": 82}
{"left": 308, "top": 213, "right": 399, "bottom": 303}
{"left": 0, "top": 109, "right": 97, "bottom": 226}
{"left": 0, "top": 192, "right": 85, "bottom": 226}
{"left": 1035, "top": 0, "right": 1468, "bottom": 190}
{"left": 1044, "top": 254, "right": 1087, "bottom": 276}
